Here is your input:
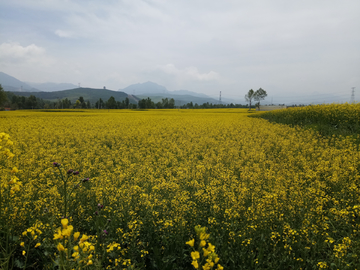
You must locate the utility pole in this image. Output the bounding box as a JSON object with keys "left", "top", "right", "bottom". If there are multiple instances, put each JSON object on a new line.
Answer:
{"left": 351, "top": 87, "right": 355, "bottom": 103}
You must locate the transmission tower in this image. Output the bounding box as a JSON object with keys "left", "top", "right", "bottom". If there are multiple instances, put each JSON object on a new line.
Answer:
{"left": 351, "top": 87, "right": 355, "bottom": 103}
{"left": 219, "top": 91, "right": 221, "bottom": 103}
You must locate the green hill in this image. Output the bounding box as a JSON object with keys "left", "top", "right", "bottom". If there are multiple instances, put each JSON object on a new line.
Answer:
{"left": 9, "top": 88, "right": 137, "bottom": 104}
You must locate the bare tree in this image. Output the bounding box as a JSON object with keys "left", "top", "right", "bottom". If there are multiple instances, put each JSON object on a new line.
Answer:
{"left": 245, "top": 89, "right": 255, "bottom": 110}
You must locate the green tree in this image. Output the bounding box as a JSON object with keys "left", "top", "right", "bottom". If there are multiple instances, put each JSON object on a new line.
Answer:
{"left": 26, "top": 95, "right": 37, "bottom": 109}
{"left": 75, "top": 100, "right": 81, "bottom": 108}
{"left": 168, "top": 98, "right": 175, "bottom": 109}
{"left": 245, "top": 89, "right": 255, "bottom": 110}
{"left": 138, "top": 97, "right": 154, "bottom": 109}
{"left": 145, "top": 97, "right": 155, "bottom": 109}
{"left": 107, "top": 96, "right": 117, "bottom": 109}
{"left": 0, "top": 84, "right": 7, "bottom": 107}
{"left": 254, "top": 88, "right": 267, "bottom": 109}
{"left": 138, "top": 99, "right": 146, "bottom": 109}
{"left": 155, "top": 102, "right": 163, "bottom": 109}
{"left": 62, "top": 98, "right": 71, "bottom": 109}
{"left": 162, "top": 98, "right": 169, "bottom": 108}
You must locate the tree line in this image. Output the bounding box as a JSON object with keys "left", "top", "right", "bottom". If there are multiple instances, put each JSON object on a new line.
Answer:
{"left": 0, "top": 84, "right": 266, "bottom": 110}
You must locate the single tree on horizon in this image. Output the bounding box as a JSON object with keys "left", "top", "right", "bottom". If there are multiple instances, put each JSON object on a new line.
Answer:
{"left": 245, "top": 89, "right": 255, "bottom": 110}
{"left": 254, "top": 88, "right": 267, "bottom": 110}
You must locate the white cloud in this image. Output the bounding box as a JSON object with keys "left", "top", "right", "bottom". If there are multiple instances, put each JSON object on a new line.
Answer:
{"left": 55, "top": 30, "right": 74, "bottom": 38}
{"left": 0, "top": 42, "right": 45, "bottom": 62}
{"left": 158, "top": 64, "right": 220, "bottom": 81}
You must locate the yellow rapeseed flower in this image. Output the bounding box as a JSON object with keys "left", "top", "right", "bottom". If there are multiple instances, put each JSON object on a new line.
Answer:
{"left": 186, "top": 239, "right": 195, "bottom": 247}
{"left": 61, "top": 218, "right": 68, "bottom": 229}
{"left": 57, "top": 243, "right": 65, "bottom": 252}
{"left": 207, "top": 243, "right": 215, "bottom": 253}
{"left": 191, "top": 260, "right": 199, "bottom": 269}
{"left": 191, "top": 251, "right": 200, "bottom": 260}
{"left": 79, "top": 234, "right": 89, "bottom": 244}
{"left": 73, "top": 232, "right": 80, "bottom": 241}
{"left": 203, "top": 248, "right": 209, "bottom": 257}
{"left": 11, "top": 167, "right": 19, "bottom": 174}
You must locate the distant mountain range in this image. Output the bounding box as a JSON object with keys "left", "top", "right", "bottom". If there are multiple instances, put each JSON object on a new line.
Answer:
{"left": 1, "top": 71, "right": 351, "bottom": 106}
{"left": 120, "top": 81, "right": 223, "bottom": 105}
{"left": 1, "top": 72, "right": 228, "bottom": 105}
{"left": 0, "top": 72, "right": 38, "bottom": 92}
{"left": 26, "top": 82, "right": 79, "bottom": 92}
{"left": 0, "top": 72, "right": 79, "bottom": 92}
{"left": 120, "top": 81, "right": 210, "bottom": 98}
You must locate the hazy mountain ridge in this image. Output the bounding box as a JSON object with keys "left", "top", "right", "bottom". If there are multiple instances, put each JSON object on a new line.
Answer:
{"left": 2, "top": 72, "right": 228, "bottom": 105}
{"left": 10, "top": 88, "right": 136, "bottom": 104}
{"left": 0, "top": 72, "right": 37, "bottom": 92}
{"left": 120, "top": 81, "right": 217, "bottom": 100}
{"left": 25, "top": 82, "right": 78, "bottom": 92}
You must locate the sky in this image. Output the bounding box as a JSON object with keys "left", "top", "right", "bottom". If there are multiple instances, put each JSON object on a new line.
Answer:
{"left": 0, "top": 0, "right": 359, "bottom": 103}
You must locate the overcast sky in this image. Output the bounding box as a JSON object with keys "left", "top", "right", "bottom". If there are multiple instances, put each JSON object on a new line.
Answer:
{"left": 0, "top": 0, "right": 359, "bottom": 102}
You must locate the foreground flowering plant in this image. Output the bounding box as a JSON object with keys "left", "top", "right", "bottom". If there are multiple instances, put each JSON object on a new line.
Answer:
{"left": 186, "top": 225, "right": 223, "bottom": 270}
{"left": 0, "top": 132, "right": 21, "bottom": 269}
{"left": 52, "top": 162, "right": 90, "bottom": 217}
{"left": 53, "top": 218, "right": 96, "bottom": 268}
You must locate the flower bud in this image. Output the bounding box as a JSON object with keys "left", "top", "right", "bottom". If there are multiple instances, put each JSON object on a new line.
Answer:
{"left": 73, "top": 171, "right": 79, "bottom": 175}
{"left": 53, "top": 162, "right": 61, "bottom": 167}
{"left": 67, "top": 169, "right": 74, "bottom": 174}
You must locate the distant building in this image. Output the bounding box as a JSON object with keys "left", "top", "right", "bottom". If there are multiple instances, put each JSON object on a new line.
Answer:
{"left": 104, "top": 86, "right": 106, "bottom": 89}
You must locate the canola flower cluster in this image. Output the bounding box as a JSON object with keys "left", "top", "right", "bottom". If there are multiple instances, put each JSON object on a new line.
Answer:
{"left": 186, "top": 225, "right": 223, "bottom": 270}
{"left": 0, "top": 107, "right": 359, "bottom": 269}
{"left": 53, "top": 218, "right": 96, "bottom": 268}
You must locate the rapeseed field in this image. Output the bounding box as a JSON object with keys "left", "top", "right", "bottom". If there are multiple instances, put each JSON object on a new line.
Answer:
{"left": 1, "top": 107, "right": 359, "bottom": 269}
